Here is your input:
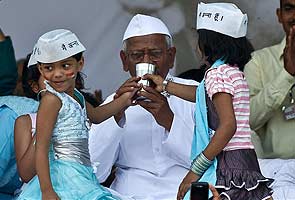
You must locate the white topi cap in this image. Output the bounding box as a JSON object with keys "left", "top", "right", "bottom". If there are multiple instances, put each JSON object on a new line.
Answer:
{"left": 196, "top": 2, "right": 248, "bottom": 38}
{"left": 28, "top": 29, "right": 86, "bottom": 67}
{"left": 123, "top": 14, "right": 172, "bottom": 41}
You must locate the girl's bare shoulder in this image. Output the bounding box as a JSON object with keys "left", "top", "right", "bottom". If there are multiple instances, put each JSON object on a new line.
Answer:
{"left": 15, "top": 114, "right": 31, "bottom": 128}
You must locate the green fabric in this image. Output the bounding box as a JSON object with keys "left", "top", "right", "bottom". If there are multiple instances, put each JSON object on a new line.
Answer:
{"left": 0, "top": 37, "right": 17, "bottom": 96}
{"left": 74, "top": 88, "right": 84, "bottom": 108}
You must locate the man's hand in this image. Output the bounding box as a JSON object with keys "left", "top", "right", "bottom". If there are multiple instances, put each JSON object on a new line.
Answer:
{"left": 136, "top": 86, "right": 173, "bottom": 131}
{"left": 113, "top": 77, "right": 141, "bottom": 123}
{"left": 177, "top": 170, "right": 199, "bottom": 200}
{"left": 42, "top": 189, "right": 60, "bottom": 200}
{"left": 284, "top": 26, "right": 295, "bottom": 76}
{"left": 209, "top": 184, "right": 221, "bottom": 200}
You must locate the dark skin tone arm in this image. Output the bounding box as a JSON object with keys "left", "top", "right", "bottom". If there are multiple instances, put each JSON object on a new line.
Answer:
{"left": 144, "top": 74, "right": 237, "bottom": 157}
{"left": 111, "top": 77, "right": 141, "bottom": 123}
{"left": 141, "top": 74, "right": 235, "bottom": 199}
{"left": 142, "top": 74, "right": 196, "bottom": 102}
{"left": 32, "top": 86, "right": 134, "bottom": 200}
{"left": 143, "top": 74, "right": 237, "bottom": 149}
{"left": 177, "top": 92, "right": 236, "bottom": 200}
{"left": 14, "top": 115, "right": 36, "bottom": 183}
{"left": 86, "top": 85, "right": 137, "bottom": 124}
{"left": 203, "top": 93, "right": 236, "bottom": 160}
{"left": 13, "top": 83, "right": 128, "bottom": 184}
{"left": 36, "top": 92, "right": 60, "bottom": 200}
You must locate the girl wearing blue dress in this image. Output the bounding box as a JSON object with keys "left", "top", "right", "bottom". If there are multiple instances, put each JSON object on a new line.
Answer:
{"left": 17, "top": 29, "right": 136, "bottom": 200}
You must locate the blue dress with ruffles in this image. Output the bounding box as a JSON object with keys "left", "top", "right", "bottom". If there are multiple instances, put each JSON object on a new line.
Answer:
{"left": 17, "top": 83, "right": 118, "bottom": 200}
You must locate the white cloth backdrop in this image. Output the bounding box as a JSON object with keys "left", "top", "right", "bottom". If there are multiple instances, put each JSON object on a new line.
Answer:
{"left": 0, "top": 0, "right": 284, "bottom": 98}
{"left": 0, "top": 0, "right": 186, "bottom": 98}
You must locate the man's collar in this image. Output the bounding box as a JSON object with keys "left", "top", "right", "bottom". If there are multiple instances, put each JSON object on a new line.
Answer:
{"left": 165, "top": 73, "right": 173, "bottom": 80}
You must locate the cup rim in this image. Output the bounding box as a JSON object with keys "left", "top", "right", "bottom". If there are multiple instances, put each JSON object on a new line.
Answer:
{"left": 136, "top": 63, "right": 155, "bottom": 71}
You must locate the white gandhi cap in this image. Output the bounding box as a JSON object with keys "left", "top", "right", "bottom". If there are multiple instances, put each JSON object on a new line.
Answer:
{"left": 196, "top": 2, "right": 248, "bottom": 38}
{"left": 123, "top": 14, "right": 172, "bottom": 41}
{"left": 28, "top": 29, "right": 86, "bottom": 67}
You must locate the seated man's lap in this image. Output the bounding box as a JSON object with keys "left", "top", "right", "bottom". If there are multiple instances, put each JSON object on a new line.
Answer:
{"left": 259, "top": 159, "right": 295, "bottom": 200}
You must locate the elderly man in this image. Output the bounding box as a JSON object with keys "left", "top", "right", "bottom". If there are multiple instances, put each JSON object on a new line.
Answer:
{"left": 89, "top": 14, "right": 197, "bottom": 200}
{"left": 244, "top": 0, "right": 295, "bottom": 199}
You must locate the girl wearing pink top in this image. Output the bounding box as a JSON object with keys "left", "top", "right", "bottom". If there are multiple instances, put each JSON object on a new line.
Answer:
{"left": 142, "top": 3, "right": 273, "bottom": 200}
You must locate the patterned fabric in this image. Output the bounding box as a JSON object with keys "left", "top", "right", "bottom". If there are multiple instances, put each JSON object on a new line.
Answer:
{"left": 0, "top": 96, "right": 38, "bottom": 198}
{"left": 184, "top": 81, "right": 217, "bottom": 199}
{"left": 0, "top": 106, "right": 22, "bottom": 198}
{"left": 17, "top": 82, "right": 118, "bottom": 200}
{"left": 216, "top": 149, "right": 273, "bottom": 200}
{"left": 0, "top": 96, "right": 38, "bottom": 116}
{"left": 45, "top": 83, "right": 90, "bottom": 142}
{"left": 205, "top": 64, "right": 254, "bottom": 151}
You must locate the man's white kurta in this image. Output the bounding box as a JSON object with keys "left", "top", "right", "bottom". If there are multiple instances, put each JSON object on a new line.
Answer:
{"left": 89, "top": 75, "right": 197, "bottom": 200}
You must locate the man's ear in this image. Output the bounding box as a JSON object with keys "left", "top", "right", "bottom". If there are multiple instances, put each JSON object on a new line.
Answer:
{"left": 277, "top": 8, "right": 282, "bottom": 24}
{"left": 120, "top": 50, "right": 129, "bottom": 72}
{"left": 167, "top": 47, "right": 176, "bottom": 69}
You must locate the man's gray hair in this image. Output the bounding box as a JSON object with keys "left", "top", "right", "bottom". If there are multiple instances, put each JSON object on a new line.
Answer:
{"left": 122, "top": 35, "right": 173, "bottom": 52}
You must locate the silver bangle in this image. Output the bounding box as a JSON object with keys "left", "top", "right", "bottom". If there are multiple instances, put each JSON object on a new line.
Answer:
{"left": 161, "top": 77, "right": 173, "bottom": 97}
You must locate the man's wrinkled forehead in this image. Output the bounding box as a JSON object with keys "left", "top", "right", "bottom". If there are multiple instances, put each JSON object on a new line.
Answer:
{"left": 125, "top": 34, "right": 167, "bottom": 50}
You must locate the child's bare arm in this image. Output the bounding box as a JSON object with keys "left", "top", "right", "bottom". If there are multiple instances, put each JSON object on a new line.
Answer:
{"left": 14, "top": 115, "right": 36, "bottom": 182}
{"left": 203, "top": 93, "right": 236, "bottom": 160}
{"left": 86, "top": 89, "right": 137, "bottom": 124}
{"left": 35, "top": 93, "right": 61, "bottom": 197}
{"left": 143, "top": 74, "right": 197, "bottom": 102}
{"left": 177, "top": 93, "right": 236, "bottom": 199}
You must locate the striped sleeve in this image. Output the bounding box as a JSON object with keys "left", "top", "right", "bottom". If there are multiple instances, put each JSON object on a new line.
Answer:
{"left": 205, "top": 65, "right": 235, "bottom": 99}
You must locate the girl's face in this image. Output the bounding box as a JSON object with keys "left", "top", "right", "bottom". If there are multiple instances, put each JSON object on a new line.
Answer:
{"left": 277, "top": 0, "right": 295, "bottom": 36}
{"left": 38, "top": 57, "right": 84, "bottom": 96}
